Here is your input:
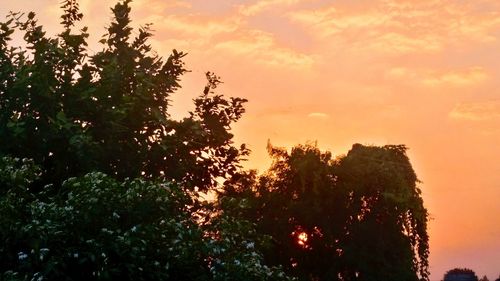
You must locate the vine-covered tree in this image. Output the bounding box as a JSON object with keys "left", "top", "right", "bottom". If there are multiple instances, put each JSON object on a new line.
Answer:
{"left": 0, "top": 0, "right": 247, "bottom": 191}
{"left": 223, "top": 143, "right": 429, "bottom": 281}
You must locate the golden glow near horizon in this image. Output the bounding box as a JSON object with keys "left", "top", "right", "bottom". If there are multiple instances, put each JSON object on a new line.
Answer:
{"left": 2, "top": 0, "right": 500, "bottom": 279}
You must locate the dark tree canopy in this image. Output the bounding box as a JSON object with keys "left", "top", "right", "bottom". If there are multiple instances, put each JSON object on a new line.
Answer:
{"left": 0, "top": 156, "right": 292, "bottom": 281}
{"left": 0, "top": 0, "right": 248, "bottom": 191}
{"left": 0, "top": 1, "right": 294, "bottom": 280}
{"left": 223, "top": 143, "right": 430, "bottom": 281}
{"left": 336, "top": 144, "right": 429, "bottom": 281}
{"left": 443, "top": 268, "right": 479, "bottom": 281}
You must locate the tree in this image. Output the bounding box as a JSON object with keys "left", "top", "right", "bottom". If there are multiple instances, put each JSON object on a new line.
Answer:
{"left": 223, "top": 143, "right": 429, "bottom": 281}
{"left": 443, "top": 268, "right": 478, "bottom": 281}
{"left": 0, "top": 156, "right": 292, "bottom": 281}
{"left": 335, "top": 144, "right": 429, "bottom": 281}
{"left": 0, "top": 1, "right": 293, "bottom": 280}
{"left": 0, "top": 0, "right": 247, "bottom": 191}
{"left": 225, "top": 144, "right": 346, "bottom": 281}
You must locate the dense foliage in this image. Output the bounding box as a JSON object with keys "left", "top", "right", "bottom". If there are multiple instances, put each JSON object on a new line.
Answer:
{"left": 0, "top": 157, "right": 291, "bottom": 281}
{"left": 223, "top": 143, "right": 429, "bottom": 281}
{"left": 0, "top": 1, "right": 288, "bottom": 280}
{"left": 0, "top": 0, "right": 247, "bottom": 191}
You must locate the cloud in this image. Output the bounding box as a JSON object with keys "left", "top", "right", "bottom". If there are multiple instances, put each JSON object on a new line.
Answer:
{"left": 308, "top": 112, "right": 329, "bottom": 118}
{"left": 288, "top": 6, "right": 387, "bottom": 33}
{"left": 131, "top": 0, "right": 192, "bottom": 15}
{"left": 422, "top": 67, "right": 488, "bottom": 87}
{"left": 150, "top": 15, "right": 242, "bottom": 38}
{"left": 449, "top": 100, "right": 500, "bottom": 121}
{"left": 214, "top": 30, "right": 315, "bottom": 68}
{"left": 288, "top": 0, "right": 500, "bottom": 55}
{"left": 239, "top": 0, "right": 301, "bottom": 16}
{"left": 386, "top": 67, "right": 412, "bottom": 79}
{"left": 370, "top": 32, "right": 442, "bottom": 54}
{"left": 288, "top": 5, "right": 443, "bottom": 54}
{"left": 386, "top": 67, "right": 488, "bottom": 87}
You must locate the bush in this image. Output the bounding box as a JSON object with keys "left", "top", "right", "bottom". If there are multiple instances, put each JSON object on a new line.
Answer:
{"left": 0, "top": 156, "right": 292, "bottom": 280}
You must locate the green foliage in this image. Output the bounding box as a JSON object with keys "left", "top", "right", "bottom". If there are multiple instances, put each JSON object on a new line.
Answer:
{"left": 205, "top": 197, "right": 294, "bottom": 281}
{"left": 0, "top": 1, "right": 292, "bottom": 280}
{"left": 0, "top": 156, "right": 292, "bottom": 281}
{"left": 0, "top": 0, "right": 247, "bottom": 191}
{"left": 223, "top": 143, "right": 429, "bottom": 281}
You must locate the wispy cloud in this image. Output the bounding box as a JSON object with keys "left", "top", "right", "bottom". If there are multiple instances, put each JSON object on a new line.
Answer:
{"left": 449, "top": 100, "right": 500, "bottom": 121}
{"left": 308, "top": 112, "right": 329, "bottom": 118}
{"left": 239, "top": 0, "right": 301, "bottom": 16}
{"left": 288, "top": 0, "right": 500, "bottom": 55}
{"left": 132, "top": 0, "right": 192, "bottom": 12}
{"left": 149, "top": 15, "right": 242, "bottom": 39}
{"left": 422, "top": 67, "right": 488, "bottom": 87}
{"left": 214, "top": 30, "right": 315, "bottom": 68}
{"left": 386, "top": 67, "right": 488, "bottom": 87}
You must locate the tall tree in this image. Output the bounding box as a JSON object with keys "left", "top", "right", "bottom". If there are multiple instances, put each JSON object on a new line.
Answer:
{"left": 0, "top": 0, "right": 247, "bottom": 191}
{"left": 0, "top": 2, "right": 295, "bottom": 280}
{"left": 335, "top": 144, "right": 429, "bottom": 281}
{"left": 223, "top": 143, "right": 429, "bottom": 281}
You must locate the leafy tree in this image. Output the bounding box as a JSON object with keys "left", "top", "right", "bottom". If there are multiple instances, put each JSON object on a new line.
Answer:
{"left": 0, "top": 0, "right": 248, "bottom": 191}
{"left": 335, "top": 144, "right": 429, "bottom": 281}
{"left": 223, "top": 143, "right": 429, "bottom": 281}
{"left": 443, "top": 268, "right": 479, "bottom": 281}
{"left": 0, "top": 156, "right": 292, "bottom": 281}
{"left": 0, "top": 1, "right": 293, "bottom": 280}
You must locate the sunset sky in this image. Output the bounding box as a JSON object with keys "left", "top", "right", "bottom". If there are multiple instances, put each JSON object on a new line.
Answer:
{"left": 1, "top": 0, "right": 499, "bottom": 279}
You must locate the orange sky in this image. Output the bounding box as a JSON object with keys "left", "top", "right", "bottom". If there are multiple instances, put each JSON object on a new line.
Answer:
{"left": 2, "top": 0, "right": 500, "bottom": 279}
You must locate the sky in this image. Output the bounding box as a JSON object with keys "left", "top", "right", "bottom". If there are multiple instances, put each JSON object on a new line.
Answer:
{"left": 1, "top": 0, "right": 500, "bottom": 279}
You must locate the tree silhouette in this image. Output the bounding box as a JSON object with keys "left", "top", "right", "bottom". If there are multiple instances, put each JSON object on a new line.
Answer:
{"left": 0, "top": 0, "right": 247, "bottom": 191}
{"left": 223, "top": 143, "right": 429, "bottom": 281}
{"left": 335, "top": 144, "right": 429, "bottom": 281}
{"left": 0, "top": 156, "right": 292, "bottom": 280}
{"left": 443, "top": 268, "right": 479, "bottom": 281}
{"left": 0, "top": 1, "right": 292, "bottom": 280}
